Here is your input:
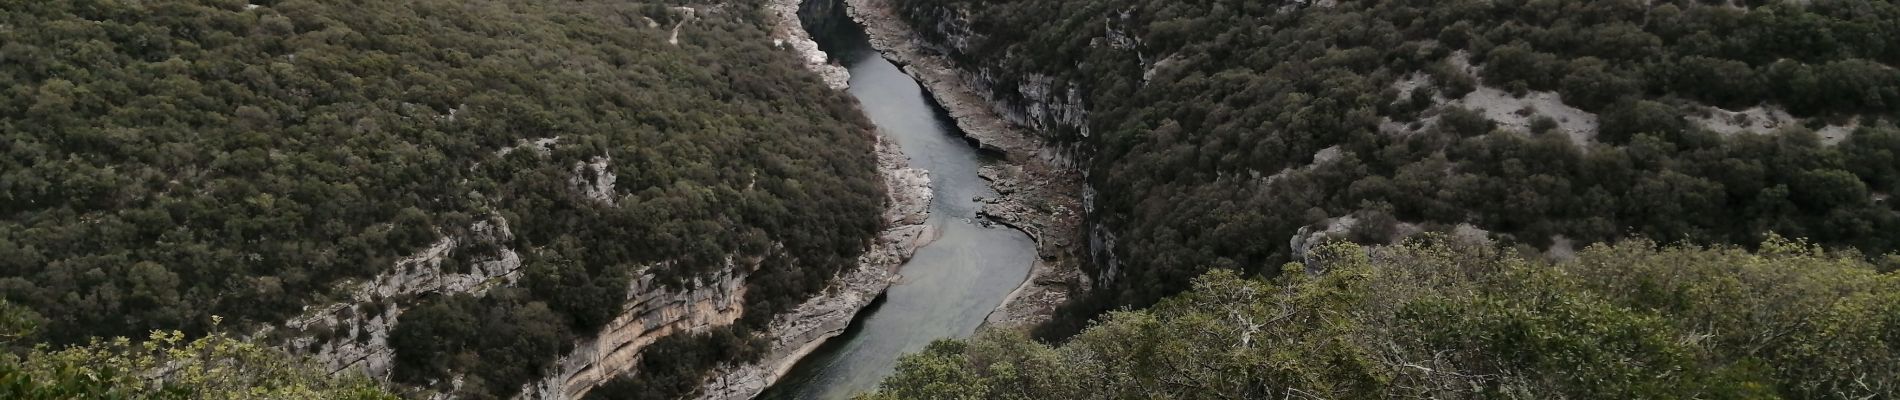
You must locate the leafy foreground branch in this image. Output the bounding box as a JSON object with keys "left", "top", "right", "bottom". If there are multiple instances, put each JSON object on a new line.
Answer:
{"left": 0, "top": 314, "right": 396, "bottom": 400}
{"left": 863, "top": 237, "right": 1900, "bottom": 399}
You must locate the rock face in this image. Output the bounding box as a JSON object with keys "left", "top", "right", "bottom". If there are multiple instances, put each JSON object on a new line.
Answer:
{"left": 569, "top": 156, "right": 617, "bottom": 205}
{"left": 271, "top": 215, "right": 524, "bottom": 381}
{"left": 1290, "top": 216, "right": 1360, "bottom": 271}
{"left": 840, "top": 0, "right": 1088, "bottom": 328}
{"left": 853, "top": 0, "right": 1091, "bottom": 146}
{"left": 693, "top": 138, "right": 931, "bottom": 400}
{"left": 770, "top": 0, "right": 849, "bottom": 90}
{"left": 518, "top": 265, "right": 752, "bottom": 400}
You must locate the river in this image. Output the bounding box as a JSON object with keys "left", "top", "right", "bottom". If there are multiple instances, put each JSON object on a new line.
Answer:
{"left": 755, "top": 6, "right": 1038, "bottom": 400}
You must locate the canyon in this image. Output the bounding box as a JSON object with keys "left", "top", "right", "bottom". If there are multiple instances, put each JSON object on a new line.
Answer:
{"left": 268, "top": 0, "right": 1083, "bottom": 398}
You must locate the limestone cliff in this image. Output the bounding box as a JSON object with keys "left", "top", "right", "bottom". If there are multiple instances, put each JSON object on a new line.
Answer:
{"left": 520, "top": 137, "right": 928, "bottom": 400}
{"left": 770, "top": 0, "right": 849, "bottom": 90}
{"left": 268, "top": 215, "right": 524, "bottom": 380}
{"left": 517, "top": 265, "right": 751, "bottom": 400}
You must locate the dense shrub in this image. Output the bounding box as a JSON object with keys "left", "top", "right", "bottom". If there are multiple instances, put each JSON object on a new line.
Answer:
{"left": 863, "top": 238, "right": 1900, "bottom": 399}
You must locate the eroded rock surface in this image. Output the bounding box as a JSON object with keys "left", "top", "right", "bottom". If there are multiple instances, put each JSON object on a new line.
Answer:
{"left": 520, "top": 265, "right": 751, "bottom": 400}
{"left": 770, "top": 0, "right": 849, "bottom": 90}
{"left": 271, "top": 215, "right": 524, "bottom": 380}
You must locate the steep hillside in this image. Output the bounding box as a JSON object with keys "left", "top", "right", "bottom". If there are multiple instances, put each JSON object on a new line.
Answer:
{"left": 878, "top": 0, "right": 1900, "bottom": 333}
{"left": 863, "top": 238, "right": 1900, "bottom": 399}
{"left": 0, "top": 0, "right": 888, "bottom": 398}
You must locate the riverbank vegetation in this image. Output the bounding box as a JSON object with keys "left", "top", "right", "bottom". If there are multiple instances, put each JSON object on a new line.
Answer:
{"left": 2, "top": 0, "right": 883, "bottom": 397}
{"left": 863, "top": 238, "right": 1900, "bottom": 399}
{"left": 890, "top": 0, "right": 1900, "bottom": 336}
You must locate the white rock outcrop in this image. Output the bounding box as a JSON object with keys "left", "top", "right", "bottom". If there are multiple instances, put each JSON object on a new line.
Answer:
{"left": 769, "top": 0, "right": 850, "bottom": 89}
{"left": 1013, "top": 73, "right": 1093, "bottom": 138}
{"left": 569, "top": 156, "right": 616, "bottom": 205}
{"left": 1450, "top": 86, "right": 1599, "bottom": 147}
{"left": 273, "top": 216, "right": 524, "bottom": 380}
{"left": 1692, "top": 105, "right": 1861, "bottom": 145}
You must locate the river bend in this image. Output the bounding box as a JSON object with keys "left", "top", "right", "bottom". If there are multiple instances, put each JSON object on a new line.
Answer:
{"left": 756, "top": 7, "right": 1038, "bottom": 400}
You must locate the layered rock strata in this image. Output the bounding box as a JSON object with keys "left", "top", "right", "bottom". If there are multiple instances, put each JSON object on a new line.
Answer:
{"left": 519, "top": 265, "right": 751, "bottom": 400}
{"left": 769, "top": 0, "right": 849, "bottom": 90}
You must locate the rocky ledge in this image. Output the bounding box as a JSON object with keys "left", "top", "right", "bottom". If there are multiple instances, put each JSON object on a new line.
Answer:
{"left": 267, "top": 215, "right": 524, "bottom": 382}
{"left": 769, "top": 0, "right": 849, "bottom": 90}
{"left": 694, "top": 136, "right": 932, "bottom": 400}
{"left": 842, "top": 0, "right": 1087, "bottom": 328}
{"left": 520, "top": 262, "right": 752, "bottom": 400}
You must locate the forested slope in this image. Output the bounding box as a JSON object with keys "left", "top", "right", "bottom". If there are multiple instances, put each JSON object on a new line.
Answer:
{"left": 864, "top": 238, "right": 1900, "bottom": 399}
{"left": 1, "top": 0, "right": 883, "bottom": 397}
{"left": 885, "top": 0, "right": 1900, "bottom": 333}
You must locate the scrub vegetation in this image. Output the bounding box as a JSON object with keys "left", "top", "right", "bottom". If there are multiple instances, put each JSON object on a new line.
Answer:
{"left": 0, "top": 307, "right": 397, "bottom": 399}
{"left": 864, "top": 238, "right": 1900, "bottom": 399}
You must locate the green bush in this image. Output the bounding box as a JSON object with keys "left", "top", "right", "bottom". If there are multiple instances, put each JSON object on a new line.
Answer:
{"left": 865, "top": 238, "right": 1900, "bottom": 399}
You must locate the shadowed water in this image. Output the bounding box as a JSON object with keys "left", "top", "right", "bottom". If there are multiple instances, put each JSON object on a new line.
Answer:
{"left": 755, "top": 8, "right": 1037, "bottom": 400}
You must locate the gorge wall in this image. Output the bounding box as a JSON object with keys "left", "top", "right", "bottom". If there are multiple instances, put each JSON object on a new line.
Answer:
{"left": 266, "top": 156, "right": 768, "bottom": 400}
{"left": 516, "top": 265, "right": 751, "bottom": 399}
{"left": 269, "top": 215, "right": 525, "bottom": 381}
